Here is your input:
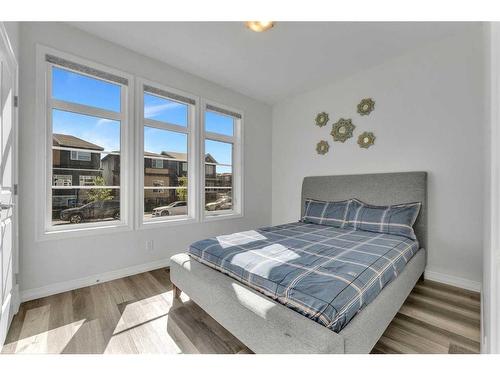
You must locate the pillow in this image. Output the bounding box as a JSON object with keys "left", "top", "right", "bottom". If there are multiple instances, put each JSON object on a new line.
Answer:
{"left": 345, "top": 199, "right": 421, "bottom": 240}
{"left": 301, "top": 199, "right": 351, "bottom": 228}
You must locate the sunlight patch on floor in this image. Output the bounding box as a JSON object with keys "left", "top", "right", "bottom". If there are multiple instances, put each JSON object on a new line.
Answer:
{"left": 16, "top": 317, "right": 85, "bottom": 354}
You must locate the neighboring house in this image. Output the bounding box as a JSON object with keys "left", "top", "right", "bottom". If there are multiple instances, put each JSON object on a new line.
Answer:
{"left": 101, "top": 152, "right": 121, "bottom": 187}
{"left": 53, "top": 133, "right": 232, "bottom": 216}
{"left": 102, "top": 151, "right": 231, "bottom": 213}
{"left": 52, "top": 133, "right": 106, "bottom": 218}
{"left": 142, "top": 151, "right": 186, "bottom": 212}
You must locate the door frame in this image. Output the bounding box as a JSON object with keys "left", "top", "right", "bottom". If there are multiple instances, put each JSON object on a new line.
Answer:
{"left": 0, "top": 22, "right": 20, "bottom": 346}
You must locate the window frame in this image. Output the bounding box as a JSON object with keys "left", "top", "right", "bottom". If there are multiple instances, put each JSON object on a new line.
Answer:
{"left": 136, "top": 78, "right": 199, "bottom": 228}
{"left": 200, "top": 99, "right": 243, "bottom": 221}
{"left": 36, "top": 45, "right": 134, "bottom": 240}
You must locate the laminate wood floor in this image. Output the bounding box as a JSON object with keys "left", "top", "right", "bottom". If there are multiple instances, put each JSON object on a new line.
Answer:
{"left": 1, "top": 269, "right": 480, "bottom": 354}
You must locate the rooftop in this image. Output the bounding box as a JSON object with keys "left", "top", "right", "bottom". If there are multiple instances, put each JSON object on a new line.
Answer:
{"left": 53, "top": 133, "right": 104, "bottom": 151}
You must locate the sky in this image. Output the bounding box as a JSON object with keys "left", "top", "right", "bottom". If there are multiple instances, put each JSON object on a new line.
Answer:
{"left": 52, "top": 66, "right": 234, "bottom": 169}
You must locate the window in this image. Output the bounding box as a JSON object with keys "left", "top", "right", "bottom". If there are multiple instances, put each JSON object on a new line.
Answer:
{"left": 79, "top": 175, "right": 97, "bottom": 186}
{"left": 39, "top": 49, "right": 243, "bottom": 237}
{"left": 53, "top": 174, "right": 72, "bottom": 187}
{"left": 203, "top": 104, "right": 242, "bottom": 216}
{"left": 141, "top": 83, "right": 195, "bottom": 223}
{"left": 46, "top": 53, "right": 128, "bottom": 230}
{"left": 205, "top": 164, "right": 215, "bottom": 175}
{"left": 151, "top": 159, "right": 163, "bottom": 169}
{"left": 152, "top": 179, "right": 164, "bottom": 193}
{"left": 70, "top": 150, "right": 92, "bottom": 161}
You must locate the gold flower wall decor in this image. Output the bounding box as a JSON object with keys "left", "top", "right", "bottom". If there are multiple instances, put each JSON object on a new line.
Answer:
{"left": 315, "top": 112, "right": 329, "bottom": 127}
{"left": 357, "top": 98, "right": 375, "bottom": 116}
{"left": 316, "top": 140, "right": 330, "bottom": 155}
{"left": 358, "top": 132, "right": 376, "bottom": 148}
{"left": 331, "top": 118, "right": 355, "bottom": 142}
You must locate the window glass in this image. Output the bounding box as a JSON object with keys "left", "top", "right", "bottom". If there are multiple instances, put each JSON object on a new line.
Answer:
{"left": 52, "top": 67, "right": 121, "bottom": 112}
{"left": 205, "top": 110, "right": 234, "bottom": 136}
{"left": 204, "top": 139, "right": 233, "bottom": 213}
{"left": 144, "top": 126, "right": 188, "bottom": 220}
{"left": 144, "top": 93, "right": 188, "bottom": 127}
{"left": 204, "top": 139, "right": 232, "bottom": 166}
{"left": 147, "top": 191, "right": 189, "bottom": 219}
{"left": 53, "top": 188, "right": 120, "bottom": 226}
{"left": 52, "top": 109, "right": 121, "bottom": 152}
{"left": 50, "top": 102, "right": 122, "bottom": 227}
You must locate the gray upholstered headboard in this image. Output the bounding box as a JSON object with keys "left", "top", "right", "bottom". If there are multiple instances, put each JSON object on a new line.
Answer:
{"left": 301, "top": 172, "right": 427, "bottom": 249}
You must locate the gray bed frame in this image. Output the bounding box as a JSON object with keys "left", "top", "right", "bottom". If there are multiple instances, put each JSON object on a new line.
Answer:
{"left": 170, "top": 172, "right": 427, "bottom": 353}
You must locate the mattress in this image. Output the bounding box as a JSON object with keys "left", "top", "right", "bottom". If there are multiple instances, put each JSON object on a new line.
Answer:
{"left": 188, "top": 222, "right": 419, "bottom": 333}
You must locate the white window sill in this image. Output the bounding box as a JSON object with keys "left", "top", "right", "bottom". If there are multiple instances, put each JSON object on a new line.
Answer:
{"left": 139, "top": 216, "right": 198, "bottom": 230}
{"left": 203, "top": 211, "right": 243, "bottom": 222}
{"left": 38, "top": 222, "right": 133, "bottom": 242}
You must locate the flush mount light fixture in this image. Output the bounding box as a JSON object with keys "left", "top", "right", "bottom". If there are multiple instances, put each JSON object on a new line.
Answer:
{"left": 245, "top": 21, "right": 275, "bottom": 32}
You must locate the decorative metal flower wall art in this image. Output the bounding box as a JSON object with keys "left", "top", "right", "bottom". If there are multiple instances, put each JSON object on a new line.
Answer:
{"left": 358, "top": 131, "right": 376, "bottom": 148}
{"left": 357, "top": 98, "right": 375, "bottom": 116}
{"left": 315, "top": 112, "right": 329, "bottom": 127}
{"left": 331, "top": 118, "right": 355, "bottom": 142}
{"left": 316, "top": 140, "right": 330, "bottom": 155}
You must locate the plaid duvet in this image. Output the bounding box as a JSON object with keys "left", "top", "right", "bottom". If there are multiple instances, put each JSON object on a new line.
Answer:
{"left": 188, "top": 222, "right": 419, "bottom": 333}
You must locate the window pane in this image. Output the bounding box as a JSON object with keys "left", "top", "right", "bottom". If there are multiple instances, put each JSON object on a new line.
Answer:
{"left": 52, "top": 109, "right": 121, "bottom": 152}
{"left": 144, "top": 189, "right": 188, "bottom": 219}
{"left": 205, "top": 110, "right": 234, "bottom": 136}
{"left": 204, "top": 139, "right": 232, "bottom": 166}
{"left": 52, "top": 67, "right": 121, "bottom": 112}
{"left": 52, "top": 188, "right": 120, "bottom": 226}
{"left": 205, "top": 165, "right": 232, "bottom": 187}
{"left": 144, "top": 126, "right": 188, "bottom": 220}
{"left": 204, "top": 139, "right": 232, "bottom": 212}
{"left": 52, "top": 108, "right": 121, "bottom": 226}
{"left": 205, "top": 162, "right": 233, "bottom": 215}
{"left": 205, "top": 188, "right": 232, "bottom": 212}
{"left": 144, "top": 93, "right": 188, "bottom": 127}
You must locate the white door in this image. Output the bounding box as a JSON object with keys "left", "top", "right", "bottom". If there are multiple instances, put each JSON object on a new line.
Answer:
{"left": 0, "top": 24, "right": 18, "bottom": 347}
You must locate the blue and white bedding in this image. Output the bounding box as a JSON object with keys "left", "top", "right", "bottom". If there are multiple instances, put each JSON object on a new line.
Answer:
{"left": 188, "top": 221, "right": 420, "bottom": 333}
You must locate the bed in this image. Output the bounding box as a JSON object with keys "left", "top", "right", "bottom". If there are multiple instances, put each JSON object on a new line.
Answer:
{"left": 170, "top": 172, "right": 427, "bottom": 353}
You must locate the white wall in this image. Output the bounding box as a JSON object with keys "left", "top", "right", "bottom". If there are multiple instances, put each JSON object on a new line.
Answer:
{"left": 18, "top": 22, "right": 272, "bottom": 296}
{"left": 272, "top": 26, "right": 486, "bottom": 289}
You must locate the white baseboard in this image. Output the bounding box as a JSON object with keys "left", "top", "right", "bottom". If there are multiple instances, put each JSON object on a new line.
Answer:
{"left": 20, "top": 258, "right": 171, "bottom": 302}
{"left": 424, "top": 269, "right": 482, "bottom": 292}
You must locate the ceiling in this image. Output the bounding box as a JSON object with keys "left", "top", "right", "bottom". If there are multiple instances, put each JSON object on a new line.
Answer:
{"left": 69, "top": 22, "right": 478, "bottom": 105}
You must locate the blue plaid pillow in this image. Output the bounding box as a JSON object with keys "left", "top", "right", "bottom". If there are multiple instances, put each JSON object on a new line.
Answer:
{"left": 302, "top": 199, "right": 351, "bottom": 228}
{"left": 345, "top": 199, "right": 421, "bottom": 240}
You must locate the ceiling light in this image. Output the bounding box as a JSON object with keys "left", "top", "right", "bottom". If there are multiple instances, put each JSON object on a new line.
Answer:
{"left": 245, "top": 21, "right": 275, "bottom": 32}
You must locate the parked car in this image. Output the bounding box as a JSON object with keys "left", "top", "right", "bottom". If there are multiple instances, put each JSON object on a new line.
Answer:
{"left": 60, "top": 200, "right": 120, "bottom": 224}
{"left": 205, "top": 196, "right": 232, "bottom": 211}
{"left": 152, "top": 201, "right": 187, "bottom": 217}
